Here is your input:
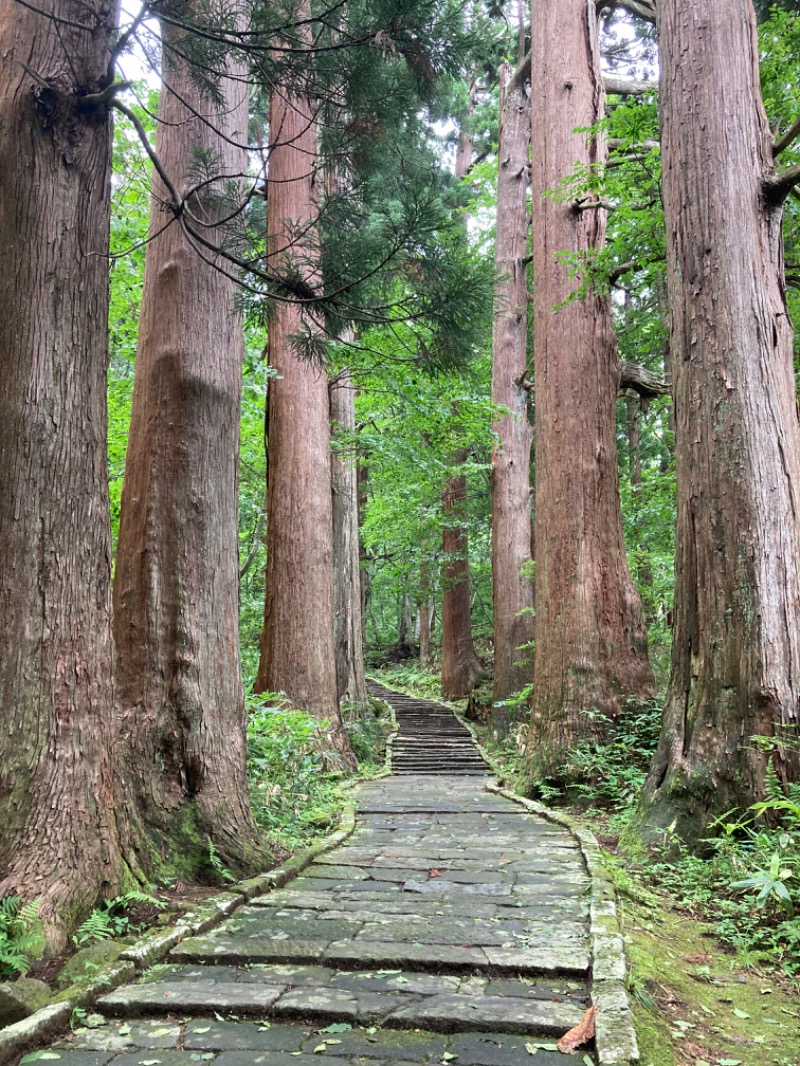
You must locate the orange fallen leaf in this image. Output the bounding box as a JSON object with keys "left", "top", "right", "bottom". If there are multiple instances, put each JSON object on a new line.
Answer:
{"left": 557, "top": 1005, "right": 597, "bottom": 1053}
{"left": 428, "top": 869, "right": 442, "bottom": 878}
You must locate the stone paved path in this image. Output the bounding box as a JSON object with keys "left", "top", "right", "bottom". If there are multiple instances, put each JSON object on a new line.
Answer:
{"left": 40, "top": 756, "right": 599, "bottom": 1064}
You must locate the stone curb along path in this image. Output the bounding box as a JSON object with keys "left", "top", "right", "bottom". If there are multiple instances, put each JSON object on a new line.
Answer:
{"left": 3, "top": 690, "right": 638, "bottom": 1066}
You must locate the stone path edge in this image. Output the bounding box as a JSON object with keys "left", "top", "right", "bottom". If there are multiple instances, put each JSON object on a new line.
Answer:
{"left": 0, "top": 802, "right": 359, "bottom": 1066}
{"left": 485, "top": 783, "right": 639, "bottom": 1066}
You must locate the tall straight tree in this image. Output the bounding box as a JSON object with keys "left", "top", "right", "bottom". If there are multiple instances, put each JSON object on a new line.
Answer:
{"left": 330, "top": 369, "right": 368, "bottom": 708}
{"left": 441, "top": 95, "right": 484, "bottom": 700}
{"left": 491, "top": 60, "right": 534, "bottom": 705}
{"left": 525, "top": 0, "right": 653, "bottom": 778}
{"left": 113, "top": 10, "right": 265, "bottom": 874}
{"left": 0, "top": 0, "right": 125, "bottom": 945}
{"left": 633, "top": 0, "right": 800, "bottom": 845}
{"left": 255, "top": 12, "right": 355, "bottom": 767}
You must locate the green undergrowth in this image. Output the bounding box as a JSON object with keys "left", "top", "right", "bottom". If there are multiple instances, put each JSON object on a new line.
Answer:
{"left": 246, "top": 690, "right": 393, "bottom": 851}
{"left": 617, "top": 882, "right": 800, "bottom": 1066}
{"left": 369, "top": 661, "right": 445, "bottom": 701}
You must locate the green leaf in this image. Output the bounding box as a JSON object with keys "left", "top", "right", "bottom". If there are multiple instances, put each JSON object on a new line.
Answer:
{"left": 719, "top": 1060, "right": 743, "bottom": 1065}
{"left": 732, "top": 1008, "right": 750, "bottom": 1019}
{"left": 192, "top": 1027, "right": 211, "bottom": 1034}
{"left": 320, "top": 1023, "right": 351, "bottom": 1033}
{"left": 313, "top": 1045, "right": 327, "bottom": 1054}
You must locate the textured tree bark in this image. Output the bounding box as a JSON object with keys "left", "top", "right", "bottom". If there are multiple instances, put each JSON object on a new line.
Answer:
{"left": 255, "top": 20, "right": 355, "bottom": 767}
{"left": 0, "top": 0, "right": 125, "bottom": 946}
{"left": 440, "top": 97, "right": 483, "bottom": 701}
{"left": 112, "top": 9, "right": 265, "bottom": 877}
{"left": 491, "top": 61, "right": 534, "bottom": 705}
{"left": 632, "top": 0, "right": 800, "bottom": 845}
{"left": 330, "top": 371, "right": 368, "bottom": 709}
{"left": 357, "top": 461, "right": 371, "bottom": 649}
{"left": 525, "top": 0, "right": 654, "bottom": 777}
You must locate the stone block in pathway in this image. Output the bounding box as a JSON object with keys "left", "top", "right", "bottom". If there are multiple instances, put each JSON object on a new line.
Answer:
{"left": 40, "top": 776, "right": 605, "bottom": 1066}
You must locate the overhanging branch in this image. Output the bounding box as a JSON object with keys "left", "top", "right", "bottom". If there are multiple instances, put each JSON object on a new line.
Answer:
{"left": 618, "top": 361, "right": 670, "bottom": 400}
{"left": 604, "top": 75, "right": 656, "bottom": 96}
{"left": 765, "top": 165, "right": 800, "bottom": 206}
{"left": 597, "top": 0, "right": 656, "bottom": 24}
{"left": 774, "top": 116, "right": 800, "bottom": 158}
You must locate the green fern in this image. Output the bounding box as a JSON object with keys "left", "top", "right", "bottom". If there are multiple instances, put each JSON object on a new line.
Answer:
{"left": 0, "top": 896, "right": 45, "bottom": 978}
{"left": 72, "top": 891, "right": 165, "bottom": 946}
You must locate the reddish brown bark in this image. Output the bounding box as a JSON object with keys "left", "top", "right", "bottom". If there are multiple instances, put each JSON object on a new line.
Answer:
{"left": 113, "top": 11, "right": 265, "bottom": 876}
{"left": 440, "top": 98, "right": 483, "bottom": 701}
{"left": 525, "top": 0, "right": 653, "bottom": 777}
{"left": 633, "top": 0, "right": 800, "bottom": 845}
{"left": 0, "top": 0, "right": 124, "bottom": 946}
{"left": 491, "top": 61, "right": 534, "bottom": 705}
{"left": 255, "top": 23, "right": 355, "bottom": 767}
{"left": 330, "top": 371, "right": 368, "bottom": 709}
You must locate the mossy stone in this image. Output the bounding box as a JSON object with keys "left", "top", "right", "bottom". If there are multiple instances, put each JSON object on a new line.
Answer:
{"left": 56, "top": 941, "right": 126, "bottom": 991}
{"left": 0, "top": 977, "right": 51, "bottom": 1025}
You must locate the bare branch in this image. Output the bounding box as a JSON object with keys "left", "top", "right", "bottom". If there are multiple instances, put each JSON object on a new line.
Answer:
{"left": 618, "top": 360, "right": 670, "bottom": 400}
{"left": 597, "top": 0, "right": 656, "bottom": 24}
{"left": 774, "top": 115, "right": 800, "bottom": 158}
{"left": 765, "top": 165, "right": 800, "bottom": 206}
{"left": 604, "top": 74, "right": 656, "bottom": 96}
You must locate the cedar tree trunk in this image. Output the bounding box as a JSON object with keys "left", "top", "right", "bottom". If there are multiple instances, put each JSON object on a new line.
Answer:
{"left": 0, "top": 0, "right": 125, "bottom": 946}
{"left": 632, "top": 0, "right": 800, "bottom": 845}
{"left": 113, "top": 12, "right": 265, "bottom": 876}
{"left": 525, "top": 0, "right": 653, "bottom": 777}
{"left": 330, "top": 371, "right": 368, "bottom": 709}
{"left": 491, "top": 61, "right": 534, "bottom": 704}
{"left": 441, "top": 102, "right": 483, "bottom": 700}
{"left": 255, "top": 35, "right": 356, "bottom": 768}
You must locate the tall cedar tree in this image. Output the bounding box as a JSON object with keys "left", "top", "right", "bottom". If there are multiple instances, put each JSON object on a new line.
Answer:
{"left": 525, "top": 0, "right": 654, "bottom": 777}
{"left": 632, "top": 0, "right": 800, "bottom": 845}
{"left": 441, "top": 96, "right": 484, "bottom": 700}
{"left": 112, "top": 10, "right": 266, "bottom": 875}
{"left": 330, "top": 368, "right": 368, "bottom": 708}
{"left": 255, "top": 7, "right": 356, "bottom": 766}
{"left": 0, "top": 0, "right": 125, "bottom": 946}
{"left": 491, "top": 60, "right": 534, "bottom": 705}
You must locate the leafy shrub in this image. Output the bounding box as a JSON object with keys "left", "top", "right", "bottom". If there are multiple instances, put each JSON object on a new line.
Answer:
{"left": 247, "top": 693, "right": 346, "bottom": 847}
{"left": 0, "top": 897, "right": 45, "bottom": 977}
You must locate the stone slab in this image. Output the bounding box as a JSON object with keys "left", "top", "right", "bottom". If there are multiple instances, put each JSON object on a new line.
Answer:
{"left": 387, "top": 993, "right": 584, "bottom": 1035}
{"left": 97, "top": 982, "right": 286, "bottom": 1017}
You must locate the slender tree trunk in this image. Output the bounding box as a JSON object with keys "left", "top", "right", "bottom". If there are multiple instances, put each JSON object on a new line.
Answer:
{"left": 491, "top": 61, "right": 534, "bottom": 704}
{"left": 419, "top": 564, "right": 432, "bottom": 667}
{"left": 441, "top": 456, "right": 484, "bottom": 698}
{"left": 112, "top": 11, "right": 265, "bottom": 876}
{"left": 632, "top": 0, "right": 800, "bottom": 846}
{"left": 255, "top": 21, "right": 355, "bottom": 767}
{"left": 357, "top": 461, "right": 371, "bottom": 651}
{"left": 330, "top": 371, "right": 368, "bottom": 709}
{"left": 525, "top": 0, "right": 653, "bottom": 777}
{"left": 0, "top": 0, "right": 125, "bottom": 947}
{"left": 441, "top": 95, "right": 483, "bottom": 700}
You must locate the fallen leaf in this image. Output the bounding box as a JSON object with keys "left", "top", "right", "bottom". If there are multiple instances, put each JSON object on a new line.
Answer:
{"left": 557, "top": 1006, "right": 597, "bottom": 1053}
{"left": 429, "top": 869, "right": 442, "bottom": 878}
{"left": 320, "top": 1024, "right": 351, "bottom": 1034}
{"left": 732, "top": 1008, "right": 750, "bottom": 1019}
